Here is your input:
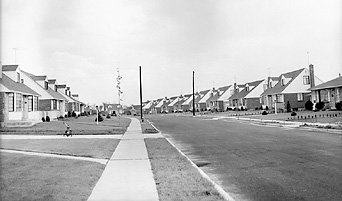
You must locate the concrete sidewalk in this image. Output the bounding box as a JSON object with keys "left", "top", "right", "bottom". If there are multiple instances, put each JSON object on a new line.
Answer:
{"left": 87, "top": 118, "right": 159, "bottom": 201}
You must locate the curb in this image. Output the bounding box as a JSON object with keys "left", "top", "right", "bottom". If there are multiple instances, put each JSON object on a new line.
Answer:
{"left": 147, "top": 120, "right": 236, "bottom": 201}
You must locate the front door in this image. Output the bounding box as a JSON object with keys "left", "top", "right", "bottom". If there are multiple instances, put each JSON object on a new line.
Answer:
{"left": 22, "top": 95, "right": 29, "bottom": 120}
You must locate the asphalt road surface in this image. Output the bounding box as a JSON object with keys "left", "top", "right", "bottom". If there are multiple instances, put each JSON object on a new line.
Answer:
{"left": 146, "top": 114, "right": 342, "bottom": 201}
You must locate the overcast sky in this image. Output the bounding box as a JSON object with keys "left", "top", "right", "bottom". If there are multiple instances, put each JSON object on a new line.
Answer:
{"left": 2, "top": 0, "right": 341, "bottom": 105}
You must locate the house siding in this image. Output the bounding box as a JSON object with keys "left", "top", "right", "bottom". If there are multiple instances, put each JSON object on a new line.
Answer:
{"left": 39, "top": 99, "right": 52, "bottom": 111}
{"left": 246, "top": 97, "right": 261, "bottom": 109}
{"left": 283, "top": 93, "right": 310, "bottom": 110}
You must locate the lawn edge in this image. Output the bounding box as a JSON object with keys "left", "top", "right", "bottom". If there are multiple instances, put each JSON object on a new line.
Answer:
{"left": 146, "top": 120, "right": 236, "bottom": 201}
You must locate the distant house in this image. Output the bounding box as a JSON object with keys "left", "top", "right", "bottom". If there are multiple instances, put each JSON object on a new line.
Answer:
{"left": 310, "top": 76, "right": 342, "bottom": 109}
{"left": 167, "top": 96, "right": 179, "bottom": 112}
{"left": 217, "top": 85, "right": 233, "bottom": 111}
{"left": 260, "top": 65, "right": 323, "bottom": 111}
{"left": 228, "top": 80, "right": 264, "bottom": 110}
{"left": 1, "top": 69, "right": 40, "bottom": 127}
{"left": 155, "top": 97, "right": 171, "bottom": 113}
{"left": 103, "top": 103, "right": 120, "bottom": 115}
{"left": 198, "top": 89, "right": 212, "bottom": 111}
{"left": 228, "top": 83, "right": 245, "bottom": 109}
{"left": 208, "top": 86, "right": 230, "bottom": 112}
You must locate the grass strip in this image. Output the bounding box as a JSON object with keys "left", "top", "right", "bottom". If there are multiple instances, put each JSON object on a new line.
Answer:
{"left": 141, "top": 121, "right": 159, "bottom": 134}
{"left": 0, "top": 138, "right": 120, "bottom": 159}
{"left": 0, "top": 152, "right": 104, "bottom": 201}
{"left": 145, "top": 138, "right": 225, "bottom": 201}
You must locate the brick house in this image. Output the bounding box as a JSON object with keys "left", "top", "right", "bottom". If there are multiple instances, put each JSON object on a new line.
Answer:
{"left": 310, "top": 76, "right": 342, "bottom": 109}
{"left": 228, "top": 83, "right": 246, "bottom": 109}
{"left": 229, "top": 80, "right": 264, "bottom": 110}
{"left": 260, "top": 65, "right": 323, "bottom": 111}
{"left": 1, "top": 70, "right": 40, "bottom": 127}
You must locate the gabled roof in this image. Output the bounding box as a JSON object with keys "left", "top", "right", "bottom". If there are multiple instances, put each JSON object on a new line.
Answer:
{"left": 230, "top": 80, "right": 264, "bottom": 100}
{"left": 310, "top": 76, "right": 342, "bottom": 90}
{"left": 2, "top": 65, "right": 19, "bottom": 71}
{"left": 0, "top": 74, "right": 40, "bottom": 96}
{"left": 261, "top": 68, "right": 305, "bottom": 96}
{"left": 47, "top": 87, "right": 67, "bottom": 101}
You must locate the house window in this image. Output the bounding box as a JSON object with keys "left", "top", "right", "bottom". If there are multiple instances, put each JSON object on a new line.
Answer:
{"left": 8, "top": 93, "right": 14, "bottom": 112}
{"left": 45, "top": 81, "right": 48, "bottom": 90}
{"left": 281, "top": 79, "right": 285, "bottom": 86}
{"left": 276, "top": 94, "right": 284, "bottom": 103}
{"left": 28, "top": 96, "right": 33, "bottom": 111}
{"left": 230, "top": 89, "right": 234, "bottom": 95}
{"left": 263, "top": 84, "right": 268, "bottom": 91}
{"left": 16, "top": 93, "right": 22, "bottom": 111}
{"left": 321, "top": 90, "right": 329, "bottom": 102}
{"left": 34, "top": 97, "right": 38, "bottom": 111}
{"left": 303, "top": 76, "right": 310, "bottom": 85}
{"left": 297, "top": 93, "right": 304, "bottom": 101}
{"left": 53, "top": 100, "right": 58, "bottom": 110}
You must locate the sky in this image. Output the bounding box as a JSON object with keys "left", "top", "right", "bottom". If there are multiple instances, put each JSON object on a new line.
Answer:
{"left": 1, "top": 0, "right": 341, "bottom": 105}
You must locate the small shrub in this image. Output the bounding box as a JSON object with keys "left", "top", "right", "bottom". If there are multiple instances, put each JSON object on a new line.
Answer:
{"left": 95, "top": 115, "right": 104, "bottom": 122}
{"left": 262, "top": 111, "right": 268, "bottom": 115}
{"left": 335, "top": 102, "right": 342, "bottom": 110}
{"left": 64, "top": 114, "right": 68, "bottom": 118}
{"left": 106, "top": 114, "right": 111, "bottom": 119}
{"left": 46, "top": 116, "right": 50, "bottom": 122}
{"left": 41, "top": 117, "right": 45, "bottom": 122}
{"left": 286, "top": 101, "right": 292, "bottom": 112}
{"left": 315, "top": 102, "right": 325, "bottom": 110}
{"left": 58, "top": 115, "right": 64, "bottom": 120}
{"left": 291, "top": 111, "right": 297, "bottom": 116}
{"left": 68, "top": 111, "right": 72, "bottom": 117}
{"left": 305, "top": 100, "right": 313, "bottom": 110}
{"left": 265, "top": 106, "right": 269, "bottom": 110}
{"left": 72, "top": 111, "right": 77, "bottom": 117}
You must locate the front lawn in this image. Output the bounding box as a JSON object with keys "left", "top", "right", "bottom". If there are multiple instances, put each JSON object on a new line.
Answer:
{"left": 0, "top": 138, "right": 120, "bottom": 159}
{"left": 0, "top": 152, "right": 104, "bottom": 201}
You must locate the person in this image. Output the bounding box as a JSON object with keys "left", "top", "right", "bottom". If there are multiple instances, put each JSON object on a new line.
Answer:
{"left": 64, "top": 123, "right": 72, "bottom": 137}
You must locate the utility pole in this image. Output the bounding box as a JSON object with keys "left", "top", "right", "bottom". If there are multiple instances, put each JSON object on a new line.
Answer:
{"left": 140, "top": 66, "right": 144, "bottom": 121}
{"left": 193, "top": 71, "right": 195, "bottom": 116}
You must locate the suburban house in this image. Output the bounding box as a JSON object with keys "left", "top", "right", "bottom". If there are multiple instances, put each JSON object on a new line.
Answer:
{"left": 228, "top": 83, "right": 245, "bottom": 109}
{"left": 167, "top": 96, "right": 179, "bottom": 112}
{"left": 21, "top": 70, "right": 67, "bottom": 119}
{"left": 1, "top": 70, "right": 40, "bottom": 127}
{"left": 310, "top": 76, "right": 342, "bottom": 109}
{"left": 181, "top": 94, "right": 195, "bottom": 112}
{"left": 103, "top": 103, "right": 120, "bottom": 115}
{"left": 173, "top": 95, "right": 191, "bottom": 112}
{"left": 217, "top": 85, "right": 233, "bottom": 111}
{"left": 198, "top": 89, "right": 213, "bottom": 111}
{"left": 142, "top": 100, "right": 156, "bottom": 114}
{"left": 70, "top": 94, "right": 85, "bottom": 115}
{"left": 56, "top": 84, "right": 74, "bottom": 115}
{"left": 155, "top": 97, "right": 172, "bottom": 113}
{"left": 260, "top": 65, "right": 323, "bottom": 111}
{"left": 228, "top": 80, "right": 264, "bottom": 110}
{"left": 208, "top": 86, "right": 230, "bottom": 112}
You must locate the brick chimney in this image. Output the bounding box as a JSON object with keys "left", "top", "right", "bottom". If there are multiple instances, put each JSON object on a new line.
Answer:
{"left": 309, "top": 64, "right": 315, "bottom": 88}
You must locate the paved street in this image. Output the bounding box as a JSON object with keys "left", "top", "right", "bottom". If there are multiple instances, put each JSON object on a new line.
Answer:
{"left": 146, "top": 114, "right": 342, "bottom": 201}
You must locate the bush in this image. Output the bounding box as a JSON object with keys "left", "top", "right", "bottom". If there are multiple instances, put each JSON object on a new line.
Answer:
{"left": 262, "top": 111, "right": 268, "bottom": 115}
{"left": 68, "top": 111, "right": 72, "bottom": 117}
{"left": 305, "top": 100, "right": 313, "bottom": 110}
{"left": 41, "top": 117, "right": 45, "bottom": 122}
{"left": 286, "top": 101, "right": 292, "bottom": 112}
{"left": 335, "top": 101, "right": 342, "bottom": 110}
{"left": 315, "top": 102, "right": 325, "bottom": 110}
{"left": 291, "top": 111, "right": 297, "bottom": 116}
{"left": 58, "top": 115, "right": 64, "bottom": 120}
{"left": 106, "top": 114, "right": 111, "bottom": 119}
{"left": 72, "top": 111, "right": 77, "bottom": 117}
{"left": 265, "top": 106, "right": 269, "bottom": 110}
{"left": 95, "top": 115, "right": 104, "bottom": 122}
{"left": 46, "top": 116, "right": 50, "bottom": 122}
